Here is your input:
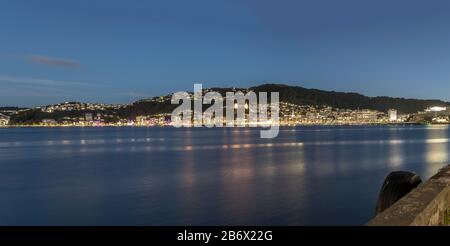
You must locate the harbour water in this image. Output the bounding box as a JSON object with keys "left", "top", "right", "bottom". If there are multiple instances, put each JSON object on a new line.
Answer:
{"left": 0, "top": 125, "right": 449, "bottom": 225}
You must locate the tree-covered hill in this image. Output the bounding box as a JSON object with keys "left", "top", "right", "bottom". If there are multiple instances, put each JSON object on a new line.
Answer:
{"left": 251, "top": 84, "right": 449, "bottom": 114}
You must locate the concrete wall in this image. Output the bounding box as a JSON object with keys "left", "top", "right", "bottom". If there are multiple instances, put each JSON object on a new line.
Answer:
{"left": 368, "top": 165, "right": 450, "bottom": 226}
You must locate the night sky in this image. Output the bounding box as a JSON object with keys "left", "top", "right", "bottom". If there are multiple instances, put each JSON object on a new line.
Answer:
{"left": 2, "top": 0, "right": 450, "bottom": 106}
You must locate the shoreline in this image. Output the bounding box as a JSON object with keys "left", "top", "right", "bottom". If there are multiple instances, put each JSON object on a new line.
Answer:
{"left": 0, "top": 122, "right": 440, "bottom": 129}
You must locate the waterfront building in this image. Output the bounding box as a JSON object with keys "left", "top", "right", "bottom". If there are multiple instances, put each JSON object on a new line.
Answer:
{"left": 0, "top": 113, "right": 10, "bottom": 126}
{"left": 388, "top": 109, "right": 398, "bottom": 122}
{"left": 136, "top": 116, "right": 148, "bottom": 126}
{"left": 41, "top": 119, "right": 57, "bottom": 126}
{"left": 432, "top": 116, "right": 449, "bottom": 124}
{"left": 356, "top": 110, "right": 380, "bottom": 123}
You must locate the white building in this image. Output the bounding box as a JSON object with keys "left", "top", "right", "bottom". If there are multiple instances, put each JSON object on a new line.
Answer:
{"left": 388, "top": 109, "right": 398, "bottom": 122}
{"left": 0, "top": 113, "right": 10, "bottom": 126}
{"left": 426, "top": 106, "right": 447, "bottom": 112}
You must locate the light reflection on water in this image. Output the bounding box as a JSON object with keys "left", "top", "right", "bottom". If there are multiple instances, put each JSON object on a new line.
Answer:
{"left": 0, "top": 125, "right": 449, "bottom": 225}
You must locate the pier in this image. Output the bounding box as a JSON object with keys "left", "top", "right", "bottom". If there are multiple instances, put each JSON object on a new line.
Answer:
{"left": 368, "top": 165, "right": 450, "bottom": 226}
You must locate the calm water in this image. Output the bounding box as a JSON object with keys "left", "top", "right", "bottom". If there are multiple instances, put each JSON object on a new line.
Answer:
{"left": 0, "top": 125, "right": 449, "bottom": 225}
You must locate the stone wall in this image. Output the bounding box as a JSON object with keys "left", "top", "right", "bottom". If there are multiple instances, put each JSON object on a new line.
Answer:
{"left": 367, "top": 165, "right": 450, "bottom": 226}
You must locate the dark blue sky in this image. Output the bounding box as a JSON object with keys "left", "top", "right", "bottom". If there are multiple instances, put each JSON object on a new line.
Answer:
{"left": 2, "top": 0, "right": 450, "bottom": 106}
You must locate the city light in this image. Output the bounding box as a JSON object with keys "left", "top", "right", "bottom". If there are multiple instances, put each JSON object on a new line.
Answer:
{"left": 427, "top": 106, "right": 447, "bottom": 112}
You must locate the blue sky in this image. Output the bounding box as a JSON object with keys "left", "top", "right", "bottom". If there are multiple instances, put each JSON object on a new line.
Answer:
{"left": 2, "top": 0, "right": 450, "bottom": 106}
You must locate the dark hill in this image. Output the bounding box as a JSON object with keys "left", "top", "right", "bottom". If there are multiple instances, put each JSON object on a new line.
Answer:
{"left": 250, "top": 84, "right": 449, "bottom": 114}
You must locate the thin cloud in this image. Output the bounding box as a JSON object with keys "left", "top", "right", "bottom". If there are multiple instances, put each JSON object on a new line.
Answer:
{"left": 0, "top": 86, "right": 77, "bottom": 97}
{"left": 27, "top": 55, "right": 80, "bottom": 68}
{"left": 0, "top": 75, "right": 96, "bottom": 88}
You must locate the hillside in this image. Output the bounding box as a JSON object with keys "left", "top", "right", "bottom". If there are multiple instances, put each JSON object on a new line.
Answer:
{"left": 122, "top": 84, "right": 449, "bottom": 115}
{"left": 250, "top": 84, "right": 449, "bottom": 114}
{"left": 8, "top": 83, "right": 450, "bottom": 124}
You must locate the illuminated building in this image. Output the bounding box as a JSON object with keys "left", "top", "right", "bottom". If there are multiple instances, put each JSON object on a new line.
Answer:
{"left": 0, "top": 113, "right": 10, "bottom": 126}
{"left": 388, "top": 109, "right": 398, "bottom": 122}
{"left": 426, "top": 106, "right": 447, "bottom": 112}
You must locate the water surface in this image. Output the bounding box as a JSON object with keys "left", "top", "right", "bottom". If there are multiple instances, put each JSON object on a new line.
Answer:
{"left": 0, "top": 125, "right": 448, "bottom": 225}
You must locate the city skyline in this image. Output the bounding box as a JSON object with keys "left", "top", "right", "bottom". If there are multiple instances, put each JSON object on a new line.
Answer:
{"left": 3, "top": 0, "right": 450, "bottom": 106}
{"left": 2, "top": 83, "right": 450, "bottom": 127}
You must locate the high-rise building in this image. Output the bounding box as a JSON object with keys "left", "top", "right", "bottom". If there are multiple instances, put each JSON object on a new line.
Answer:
{"left": 0, "top": 113, "right": 10, "bottom": 126}
{"left": 388, "top": 109, "right": 398, "bottom": 122}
